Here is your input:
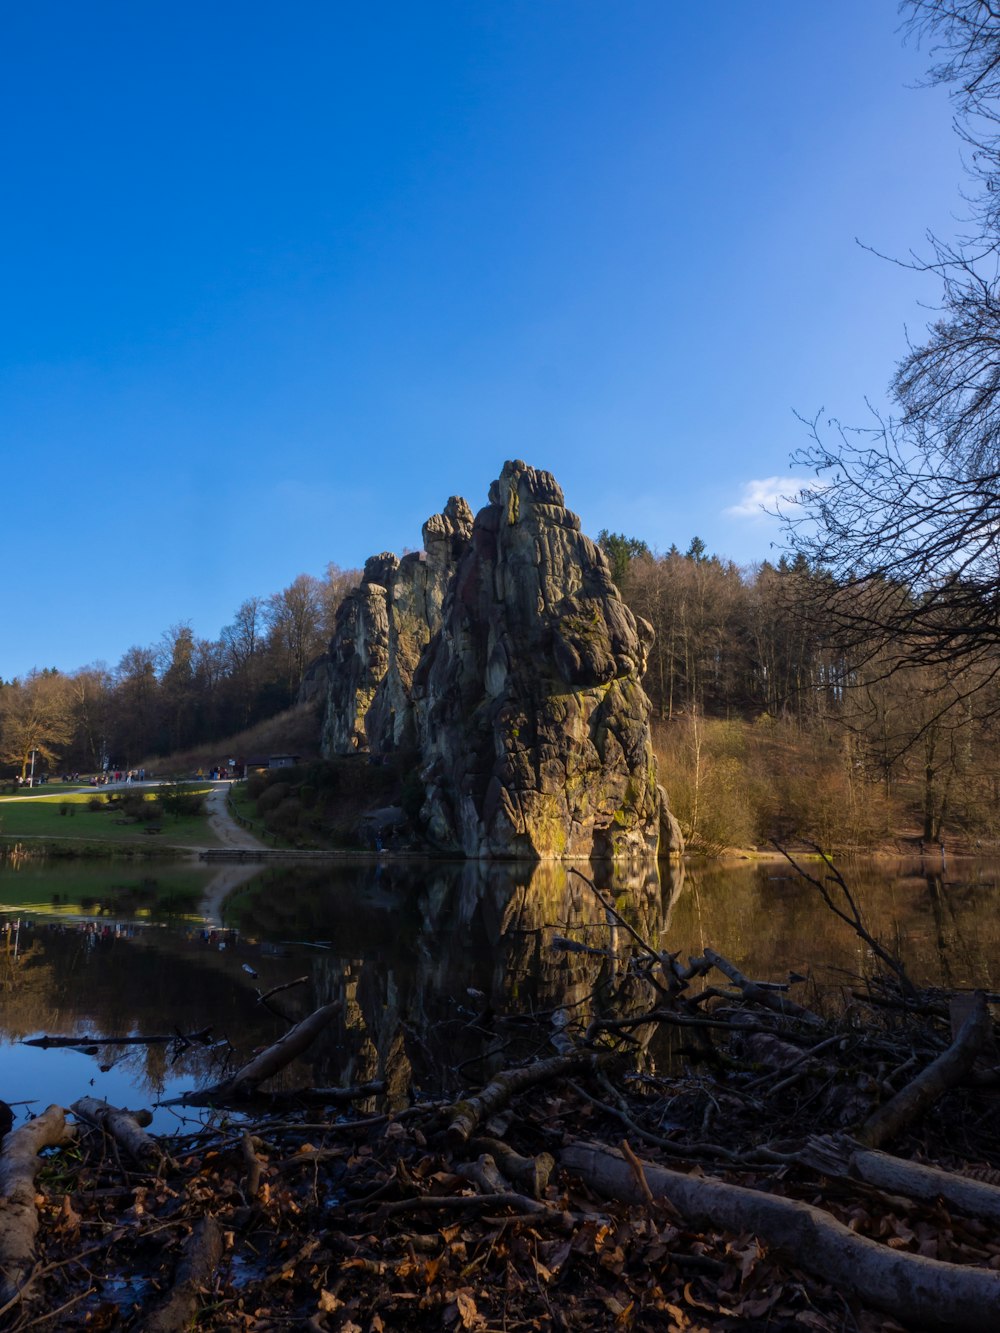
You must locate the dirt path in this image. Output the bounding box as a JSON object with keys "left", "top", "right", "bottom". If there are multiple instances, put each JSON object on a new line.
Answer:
{"left": 196, "top": 783, "right": 268, "bottom": 924}
{"left": 202, "top": 782, "right": 267, "bottom": 852}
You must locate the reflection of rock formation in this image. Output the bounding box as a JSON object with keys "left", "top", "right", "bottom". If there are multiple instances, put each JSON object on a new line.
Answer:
{"left": 260, "top": 858, "right": 673, "bottom": 1100}
{"left": 317, "top": 462, "right": 677, "bottom": 860}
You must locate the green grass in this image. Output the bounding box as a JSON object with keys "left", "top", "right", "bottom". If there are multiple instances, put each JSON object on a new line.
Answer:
{"left": 0, "top": 787, "right": 220, "bottom": 851}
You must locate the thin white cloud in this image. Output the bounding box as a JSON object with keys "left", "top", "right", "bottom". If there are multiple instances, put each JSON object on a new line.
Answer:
{"left": 725, "top": 476, "right": 816, "bottom": 518}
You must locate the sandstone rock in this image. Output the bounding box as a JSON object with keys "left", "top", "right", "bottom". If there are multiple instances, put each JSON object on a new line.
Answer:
{"left": 412, "top": 460, "right": 665, "bottom": 859}
{"left": 318, "top": 461, "right": 681, "bottom": 861}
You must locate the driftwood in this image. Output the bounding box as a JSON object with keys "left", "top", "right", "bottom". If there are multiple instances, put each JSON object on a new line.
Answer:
{"left": 857, "top": 992, "right": 991, "bottom": 1149}
{"left": 23, "top": 1028, "right": 211, "bottom": 1049}
{"left": 799, "top": 1134, "right": 1000, "bottom": 1227}
{"left": 71, "top": 1097, "right": 161, "bottom": 1168}
{"left": 166, "top": 1000, "right": 342, "bottom": 1105}
{"left": 143, "top": 1216, "right": 223, "bottom": 1332}
{"left": 0, "top": 1105, "right": 77, "bottom": 1310}
{"left": 703, "top": 947, "right": 824, "bottom": 1026}
{"left": 447, "top": 1050, "right": 602, "bottom": 1147}
{"left": 468, "top": 1135, "right": 555, "bottom": 1198}
{"left": 561, "top": 1140, "right": 1000, "bottom": 1333}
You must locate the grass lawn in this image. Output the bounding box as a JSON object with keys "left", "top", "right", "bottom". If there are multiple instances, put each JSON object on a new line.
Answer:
{"left": 0, "top": 787, "right": 221, "bottom": 851}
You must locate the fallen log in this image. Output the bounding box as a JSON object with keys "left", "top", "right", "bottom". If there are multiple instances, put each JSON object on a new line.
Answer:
{"left": 856, "top": 992, "right": 991, "bottom": 1149}
{"left": 799, "top": 1134, "right": 1000, "bottom": 1227}
{"left": 0, "top": 1105, "right": 77, "bottom": 1310}
{"left": 71, "top": 1097, "right": 161, "bottom": 1168}
{"left": 164, "top": 1001, "right": 342, "bottom": 1105}
{"left": 144, "top": 1216, "right": 223, "bottom": 1332}
{"left": 561, "top": 1140, "right": 1000, "bottom": 1333}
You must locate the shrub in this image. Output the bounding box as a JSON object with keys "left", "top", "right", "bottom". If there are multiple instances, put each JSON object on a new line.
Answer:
{"left": 158, "top": 783, "right": 206, "bottom": 818}
{"left": 264, "top": 796, "right": 304, "bottom": 841}
{"left": 257, "top": 782, "right": 291, "bottom": 815}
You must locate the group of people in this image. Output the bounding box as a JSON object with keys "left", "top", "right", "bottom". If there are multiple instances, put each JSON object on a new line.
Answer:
{"left": 88, "top": 769, "right": 148, "bottom": 786}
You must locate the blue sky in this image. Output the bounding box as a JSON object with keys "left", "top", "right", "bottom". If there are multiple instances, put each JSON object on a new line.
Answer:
{"left": 2, "top": 1, "right": 963, "bottom": 679}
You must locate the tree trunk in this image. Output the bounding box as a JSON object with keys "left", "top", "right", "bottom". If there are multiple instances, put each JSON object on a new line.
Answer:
{"left": 561, "top": 1141, "right": 1000, "bottom": 1333}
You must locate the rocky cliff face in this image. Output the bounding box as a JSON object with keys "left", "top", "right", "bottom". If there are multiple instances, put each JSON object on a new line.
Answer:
{"left": 366, "top": 497, "right": 473, "bottom": 754}
{"left": 319, "top": 552, "right": 398, "bottom": 756}
{"left": 319, "top": 461, "right": 676, "bottom": 860}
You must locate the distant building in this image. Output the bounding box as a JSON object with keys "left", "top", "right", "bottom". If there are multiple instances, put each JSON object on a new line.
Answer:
{"left": 267, "top": 754, "right": 300, "bottom": 770}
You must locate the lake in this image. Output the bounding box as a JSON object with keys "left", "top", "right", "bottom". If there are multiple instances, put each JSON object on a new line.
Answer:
{"left": 1, "top": 851, "right": 996, "bottom": 1129}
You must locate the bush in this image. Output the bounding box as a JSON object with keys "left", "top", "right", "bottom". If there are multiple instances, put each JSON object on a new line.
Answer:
{"left": 257, "top": 782, "right": 290, "bottom": 815}
{"left": 264, "top": 797, "right": 304, "bottom": 842}
{"left": 158, "top": 783, "right": 206, "bottom": 818}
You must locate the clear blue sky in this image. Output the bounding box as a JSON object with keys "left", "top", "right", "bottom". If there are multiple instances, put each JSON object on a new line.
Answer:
{"left": 2, "top": 1, "right": 962, "bottom": 680}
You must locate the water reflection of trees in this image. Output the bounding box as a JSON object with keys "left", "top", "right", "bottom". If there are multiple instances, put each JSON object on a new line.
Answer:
{"left": 669, "top": 858, "right": 999, "bottom": 994}
{"left": 0, "top": 923, "right": 309, "bottom": 1096}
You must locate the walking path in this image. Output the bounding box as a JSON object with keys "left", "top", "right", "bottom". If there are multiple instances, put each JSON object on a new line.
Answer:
{"left": 196, "top": 783, "right": 268, "bottom": 924}
{"left": 202, "top": 782, "right": 267, "bottom": 853}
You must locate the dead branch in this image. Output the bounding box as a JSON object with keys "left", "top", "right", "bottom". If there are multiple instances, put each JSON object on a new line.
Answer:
{"left": 799, "top": 1133, "right": 1000, "bottom": 1227}
{"left": 71, "top": 1097, "right": 162, "bottom": 1169}
{"left": 22, "top": 1030, "right": 210, "bottom": 1048}
{"left": 702, "top": 948, "right": 824, "bottom": 1026}
{"left": 241, "top": 1129, "right": 263, "bottom": 1199}
{"left": 144, "top": 1216, "right": 223, "bottom": 1333}
{"left": 857, "top": 992, "right": 991, "bottom": 1149}
{"left": 467, "top": 1137, "right": 555, "bottom": 1198}
{"left": 446, "top": 1050, "right": 605, "bottom": 1147}
{"left": 773, "top": 843, "right": 918, "bottom": 998}
{"left": 561, "top": 1140, "right": 1000, "bottom": 1333}
{"left": 165, "top": 1000, "right": 343, "bottom": 1105}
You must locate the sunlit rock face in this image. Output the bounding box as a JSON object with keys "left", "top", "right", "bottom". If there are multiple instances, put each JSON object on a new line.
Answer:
{"left": 412, "top": 460, "right": 661, "bottom": 859}
{"left": 319, "top": 461, "right": 678, "bottom": 860}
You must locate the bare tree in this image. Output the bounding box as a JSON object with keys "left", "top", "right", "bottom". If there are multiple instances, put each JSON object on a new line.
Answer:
{"left": 783, "top": 3, "right": 1000, "bottom": 674}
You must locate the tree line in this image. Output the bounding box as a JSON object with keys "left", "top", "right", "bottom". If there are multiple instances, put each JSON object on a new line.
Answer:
{"left": 601, "top": 531, "right": 1000, "bottom": 851}
{"left": 0, "top": 565, "right": 357, "bottom": 780}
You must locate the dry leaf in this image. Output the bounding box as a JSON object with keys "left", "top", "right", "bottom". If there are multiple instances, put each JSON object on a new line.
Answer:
{"left": 455, "top": 1290, "right": 480, "bottom": 1329}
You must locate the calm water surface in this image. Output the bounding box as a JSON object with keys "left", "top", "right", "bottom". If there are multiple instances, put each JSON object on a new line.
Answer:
{"left": 1, "top": 853, "right": 996, "bottom": 1128}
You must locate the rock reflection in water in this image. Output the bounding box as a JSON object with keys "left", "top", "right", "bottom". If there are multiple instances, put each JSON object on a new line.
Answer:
{"left": 229, "top": 858, "right": 678, "bottom": 1103}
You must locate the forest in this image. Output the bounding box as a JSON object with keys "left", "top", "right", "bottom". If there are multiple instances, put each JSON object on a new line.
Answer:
{"left": 4, "top": 526, "right": 999, "bottom": 855}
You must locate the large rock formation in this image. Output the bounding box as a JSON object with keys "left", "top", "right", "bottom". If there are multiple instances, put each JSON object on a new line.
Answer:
{"left": 319, "top": 460, "right": 676, "bottom": 860}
